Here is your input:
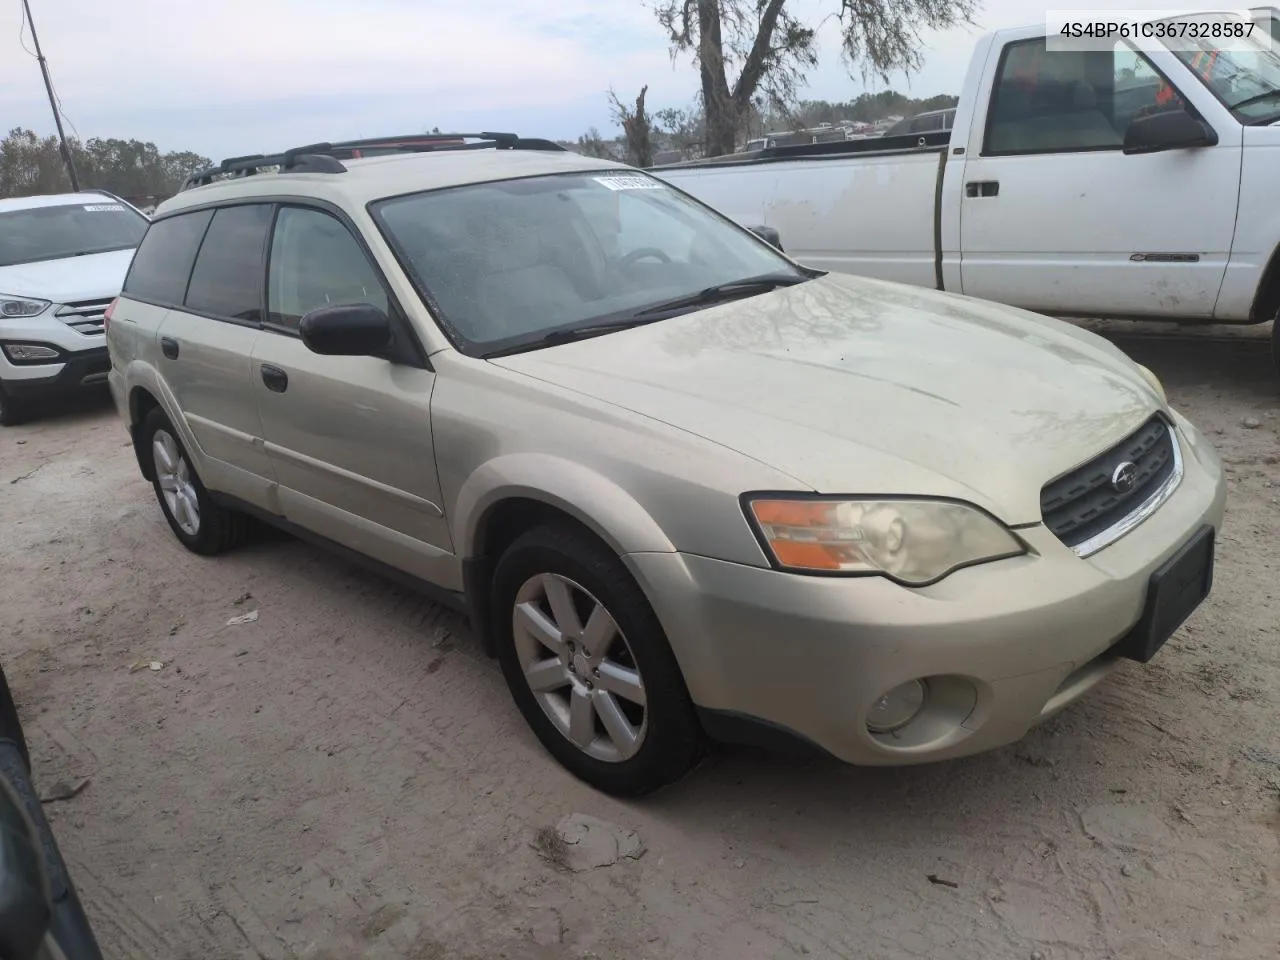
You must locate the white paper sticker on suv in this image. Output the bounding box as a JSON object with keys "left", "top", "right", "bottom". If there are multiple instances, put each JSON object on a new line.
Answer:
{"left": 593, "top": 175, "right": 664, "bottom": 191}
{"left": 83, "top": 203, "right": 125, "bottom": 212}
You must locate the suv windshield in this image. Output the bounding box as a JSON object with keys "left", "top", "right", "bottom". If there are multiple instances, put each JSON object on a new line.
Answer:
{"left": 1163, "top": 17, "right": 1280, "bottom": 124}
{"left": 0, "top": 200, "right": 148, "bottom": 268}
{"left": 370, "top": 170, "right": 808, "bottom": 355}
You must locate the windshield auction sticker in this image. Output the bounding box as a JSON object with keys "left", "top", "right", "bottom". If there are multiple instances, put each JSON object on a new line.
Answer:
{"left": 593, "top": 175, "right": 665, "bottom": 191}
{"left": 1046, "top": 9, "right": 1272, "bottom": 51}
{"left": 82, "top": 204, "right": 126, "bottom": 212}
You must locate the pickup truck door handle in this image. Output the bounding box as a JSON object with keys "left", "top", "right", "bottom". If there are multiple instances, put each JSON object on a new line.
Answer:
{"left": 260, "top": 364, "right": 288, "bottom": 393}
{"left": 160, "top": 336, "right": 179, "bottom": 360}
{"left": 965, "top": 180, "right": 1000, "bottom": 198}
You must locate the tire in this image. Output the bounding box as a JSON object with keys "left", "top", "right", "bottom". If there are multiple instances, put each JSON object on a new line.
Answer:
{"left": 1271, "top": 315, "right": 1280, "bottom": 382}
{"left": 0, "top": 387, "right": 33, "bottom": 427}
{"left": 491, "top": 523, "right": 705, "bottom": 797}
{"left": 141, "top": 406, "right": 246, "bottom": 555}
{"left": 0, "top": 664, "right": 31, "bottom": 772}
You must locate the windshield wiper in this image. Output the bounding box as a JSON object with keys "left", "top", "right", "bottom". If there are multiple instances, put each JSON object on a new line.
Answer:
{"left": 483, "top": 316, "right": 665, "bottom": 357}
{"left": 630, "top": 272, "right": 810, "bottom": 318}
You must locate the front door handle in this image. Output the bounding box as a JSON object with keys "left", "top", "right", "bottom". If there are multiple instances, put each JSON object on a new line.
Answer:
{"left": 965, "top": 180, "right": 1000, "bottom": 198}
{"left": 160, "top": 336, "right": 179, "bottom": 359}
{"left": 260, "top": 364, "right": 288, "bottom": 393}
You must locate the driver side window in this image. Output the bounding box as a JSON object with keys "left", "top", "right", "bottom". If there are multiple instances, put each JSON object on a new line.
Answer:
{"left": 267, "top": 206, "right": 389, "bottom": 330}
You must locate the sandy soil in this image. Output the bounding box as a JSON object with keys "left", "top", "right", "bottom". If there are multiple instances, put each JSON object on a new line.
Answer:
{"left": 1, "top": 322, "right": 1277, "bottom": 960}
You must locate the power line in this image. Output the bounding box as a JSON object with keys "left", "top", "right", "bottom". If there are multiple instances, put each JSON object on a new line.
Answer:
{"left": 17, "top": 0, "right": 81, "bottom": 190}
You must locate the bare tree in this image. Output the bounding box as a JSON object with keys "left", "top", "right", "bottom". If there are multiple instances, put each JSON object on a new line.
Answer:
{"left": 609, "top": 85, "right": 655, "bottom": 168}
{"left": 654, "top": 0, "right": 978, "bottom": 157}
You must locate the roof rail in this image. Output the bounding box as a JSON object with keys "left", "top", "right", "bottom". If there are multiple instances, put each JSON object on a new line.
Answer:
{"left": 180, "top": 131, "right": 565, "bottom": 191}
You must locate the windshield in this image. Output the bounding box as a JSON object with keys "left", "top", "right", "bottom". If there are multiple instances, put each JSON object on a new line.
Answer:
{"left": 0, "top": 201, "right": 148, "bottom": 268}
{"left": 370, "top": 170, "right": 805, "bottom": 355}
{"left": 1163, "top": 17, "right": 1280, "bottom": 123}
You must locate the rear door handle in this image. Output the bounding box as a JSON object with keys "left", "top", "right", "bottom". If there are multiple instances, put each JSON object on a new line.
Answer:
{"left": 965, "top": 180, "right": 1000, "bottom": 198}
{"left": 260, "top": 364, "right": 288, "bottom": 393}
{"left": 160, "top": 336, "right": 179, "bottom": 359}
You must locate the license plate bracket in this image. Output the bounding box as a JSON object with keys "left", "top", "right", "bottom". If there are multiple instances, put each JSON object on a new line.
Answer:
{"left": 1115, "top": 524, "right": 1215, "bottom": 663}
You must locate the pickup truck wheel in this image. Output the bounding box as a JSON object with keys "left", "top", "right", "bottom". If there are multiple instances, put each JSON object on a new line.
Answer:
{"left": 141, "top": 407, "right": 246, "bottom": 555}
{"left": 491, "top": 524, "right": 705, "bottom": 797}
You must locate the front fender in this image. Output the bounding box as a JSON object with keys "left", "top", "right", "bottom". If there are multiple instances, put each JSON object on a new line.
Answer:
{"left": 454, "top": 452, "right": 677, "bottom": 560}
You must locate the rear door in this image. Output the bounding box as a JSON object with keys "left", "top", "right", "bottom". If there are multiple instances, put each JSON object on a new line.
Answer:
{"left": 155, "top": 202, "right": 277, "bottom": 506}
{"left": 250, "top": 203, "right": 452, "bottom": 586}
{"left": 957, "top": 35, "right": 1241, "bottom": 318}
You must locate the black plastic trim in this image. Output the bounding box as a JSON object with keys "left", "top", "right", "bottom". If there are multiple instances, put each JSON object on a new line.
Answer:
{"left": 1, "top": 348, "right": 110, "bottom": 399}
{"left": 208, "top": 493, "right": 467, "bottom": 614}
{"left": 695, "top": 708, "right": 838, "bottom": 761}
{"left": 461, "top": 555, "right": 495, "bottom": 657}
{"left": 737, "top": 491, "right": 1027, "bottom": 587}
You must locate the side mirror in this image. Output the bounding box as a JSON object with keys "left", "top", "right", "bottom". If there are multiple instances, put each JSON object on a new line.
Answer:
{"left": 748, "top": 224, "right": 784, "bottom": 252}
{"left": 1123, "top": 108, "right": 1218, "bottom": 155}
{"left": 0, "top": 774, "right": 52, "bottom": 960}
{"left": 298, "top": 303, "right": 392, "bottom": 358}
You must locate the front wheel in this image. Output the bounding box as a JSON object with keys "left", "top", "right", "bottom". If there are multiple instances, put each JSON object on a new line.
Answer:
{"left": 491, "top": 524, "right": 705, "bottom": 796}
{"left": 141, "top": 407, "right": 246, "bottom": 555}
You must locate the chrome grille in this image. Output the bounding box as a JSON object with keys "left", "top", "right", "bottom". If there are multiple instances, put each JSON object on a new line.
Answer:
{"left": 55, "top": 298, "right": 112, "bottom": 335}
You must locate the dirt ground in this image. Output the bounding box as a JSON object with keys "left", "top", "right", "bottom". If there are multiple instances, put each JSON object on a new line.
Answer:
{"left": 1, "top": 322, "right": 1277, "bottom": 960}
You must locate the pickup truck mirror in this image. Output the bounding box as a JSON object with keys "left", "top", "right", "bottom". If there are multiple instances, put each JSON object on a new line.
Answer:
{"left": 298, "top": 303, "right": 393, "bottom": 358}
{"left": 748, "top": 224, "right": 785, "bottom": 251}
{"left": 1123, "top": 108, "right": 1218, "bottom": 155}
{"left": 0, "top": 772, "right": 52, "bottom": 960}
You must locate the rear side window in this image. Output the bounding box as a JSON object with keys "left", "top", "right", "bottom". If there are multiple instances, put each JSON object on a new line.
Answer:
{"left": 122, "top": 210, "right": 213, "bottom": 306}
{"left": 185, "top": 204, "right": 273, "bottom": 322}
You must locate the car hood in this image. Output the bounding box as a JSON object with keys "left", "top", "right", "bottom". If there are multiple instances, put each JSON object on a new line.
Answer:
{"left": 0, "top": 248, "right": 134, "bottom": 304}
{"left": 491, "top": 273, "right": 1159, "bottom": 524}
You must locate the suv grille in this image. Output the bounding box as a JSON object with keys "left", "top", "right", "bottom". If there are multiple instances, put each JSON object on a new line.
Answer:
{"left": 55, "top": 298, "right": 113, "bottom": 335}
{"left": 1040, "top": 414, "right": 1179, "bottom": 553}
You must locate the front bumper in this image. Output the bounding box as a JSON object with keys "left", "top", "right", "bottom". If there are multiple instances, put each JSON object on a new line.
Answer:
{"left": 0, "top": 346, "right": 110, "bottom": 399}
{"left": 626, "top": 415, "right": 1226, "bottom": 765}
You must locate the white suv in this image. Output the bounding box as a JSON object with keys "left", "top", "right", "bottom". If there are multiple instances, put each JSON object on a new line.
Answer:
{"left": 0, "top": 191, "right": 149, "bottom": 425}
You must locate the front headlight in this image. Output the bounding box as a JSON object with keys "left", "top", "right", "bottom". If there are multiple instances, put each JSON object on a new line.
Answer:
{"left": 1135, "top": 364, "right": 1166, "bottom": 403}
{"left": 0, "top": 295, "right": 51, "bottom": 318}
{"left": 744, "top": 496, "right": 1026, "bottom": 585}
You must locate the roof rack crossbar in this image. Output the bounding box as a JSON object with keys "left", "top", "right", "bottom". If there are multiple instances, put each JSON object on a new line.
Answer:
{"left": 179, "top": 131, "right": 565, "bottom": 191}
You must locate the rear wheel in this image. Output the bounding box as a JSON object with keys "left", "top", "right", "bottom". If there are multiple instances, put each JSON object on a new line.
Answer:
{"left": 491, "top": 524, "right": 704, "bottom": 796}
{"left": 141, "top": 407, "right": 246, "bottom": 555}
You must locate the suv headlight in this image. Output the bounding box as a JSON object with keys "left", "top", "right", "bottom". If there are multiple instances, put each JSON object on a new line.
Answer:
{"left": 744, "top": 496, "right": 1025, "bottom": 585}
{"left": 0, "top": 296, "right": 51, "bottom": 318}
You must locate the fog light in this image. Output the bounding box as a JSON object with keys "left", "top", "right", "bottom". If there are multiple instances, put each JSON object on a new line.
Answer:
{"left": 3, "top": 343, "right": 60, "bottom": 362}
{"left": 867, "top": 680, "right": 926, "bottom": 734}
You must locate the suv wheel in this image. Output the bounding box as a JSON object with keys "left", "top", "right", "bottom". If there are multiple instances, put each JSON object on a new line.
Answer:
{"left": 491, "top": 524, "right": 704, "bottom": 796}
{"left": 141, "top": 407, "right": 246, "bottom": 555}
{"left": 0, "top": 665, "right": 30, "bottom": 771}
{"left": 0, "top": 388, "right": 32, "bottom": 427}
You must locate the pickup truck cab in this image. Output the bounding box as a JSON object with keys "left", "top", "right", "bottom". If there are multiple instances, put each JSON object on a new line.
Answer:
{"left": 655, "top": 13, "right": 1280, "bottom": 375}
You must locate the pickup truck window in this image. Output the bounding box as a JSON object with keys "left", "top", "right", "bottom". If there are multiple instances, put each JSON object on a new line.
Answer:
{"left": 985, "top": 38, "right": 1181, "bottom": 155}
{"left": 1169, "top": 33, "right": 1280, "bottom": 124}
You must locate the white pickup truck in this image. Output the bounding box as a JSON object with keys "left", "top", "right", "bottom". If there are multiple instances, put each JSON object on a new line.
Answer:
{"left": 655, "top": 11, "right": 1280, "bottom": 375}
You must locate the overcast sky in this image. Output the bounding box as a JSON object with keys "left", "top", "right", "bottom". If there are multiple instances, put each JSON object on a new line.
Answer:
{"left": 1, "top": 0, "right": 1203, "bottom": 159}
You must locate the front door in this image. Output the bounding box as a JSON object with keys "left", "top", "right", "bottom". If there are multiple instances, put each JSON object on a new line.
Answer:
{"left": 250, "top": 204, "right": 454, "bottom": 587}
{"left": 958, "top": 37, "right": 1241, "bottom": 318}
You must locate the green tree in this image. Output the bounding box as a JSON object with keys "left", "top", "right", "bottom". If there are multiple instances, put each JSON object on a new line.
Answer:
{"left": 653, "top": 0, "right": 978, "bottom": 157}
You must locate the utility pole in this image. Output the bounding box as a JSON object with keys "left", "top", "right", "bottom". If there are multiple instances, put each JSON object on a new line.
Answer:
{"left": 21, "top": 0, "right": 81, "bottom": 191}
